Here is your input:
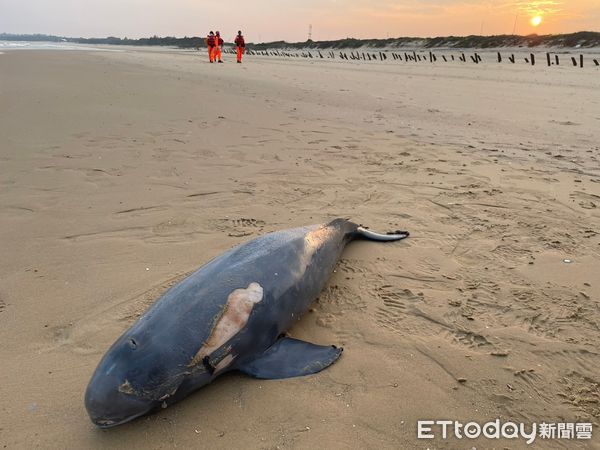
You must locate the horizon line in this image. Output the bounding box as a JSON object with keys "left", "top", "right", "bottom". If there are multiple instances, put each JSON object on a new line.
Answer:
{"left": 2, "top": 30, "right": 600, "bottom": 44}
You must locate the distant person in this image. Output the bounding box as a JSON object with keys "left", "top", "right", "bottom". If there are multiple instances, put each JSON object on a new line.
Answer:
{"left": 234, "top": 31, "right": 245, "bottom": 63}
{"left": 205, "top": 31, "right": 216, "bottom": 63}
{"left": 213, "top": 31, "right": 224, "bottom": 63}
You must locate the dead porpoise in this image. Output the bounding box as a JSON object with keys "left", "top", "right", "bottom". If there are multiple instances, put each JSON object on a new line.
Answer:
{"left": 85, "top": 218, "right": 409, "bottom": 427}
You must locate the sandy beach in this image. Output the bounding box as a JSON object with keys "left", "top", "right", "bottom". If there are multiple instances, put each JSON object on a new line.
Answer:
{"left": 1, "top": 47, "right": 599, "bottom": 448}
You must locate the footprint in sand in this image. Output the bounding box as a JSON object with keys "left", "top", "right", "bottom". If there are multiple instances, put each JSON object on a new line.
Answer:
{"left": 559, "top": 372, "right": 600, "bottom": 420}
{"left": 449, "top": 329, "right": 492, "bottom": 349}
{"left": 212, "top": 217, "right": 266, "bottom": 237}
{"left": 373, "top": 286, "right": 423, "bottom": 334}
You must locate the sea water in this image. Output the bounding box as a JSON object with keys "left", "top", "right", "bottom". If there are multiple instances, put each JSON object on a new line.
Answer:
{"left": 0, "top": 41, "right": 123, "bottom": 52}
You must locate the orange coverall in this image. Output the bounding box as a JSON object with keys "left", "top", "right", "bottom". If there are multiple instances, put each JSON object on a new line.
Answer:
{"left": 212, "top": 34, "right": 223, "bottom": 62}
{"left": 205, "top": 34, "right": 216, "bottom": 62}
{"left": 234, "top": 35, "right": 245, "bottom": 63}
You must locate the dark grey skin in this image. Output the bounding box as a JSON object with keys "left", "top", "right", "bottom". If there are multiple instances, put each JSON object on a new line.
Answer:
{"left": 85, "top": 219, "right": 409, "bottom": 428}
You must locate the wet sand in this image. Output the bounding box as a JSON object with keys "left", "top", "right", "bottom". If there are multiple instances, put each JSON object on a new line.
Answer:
{"left": 1, "top": 47, "right": 599, "bottom": 449}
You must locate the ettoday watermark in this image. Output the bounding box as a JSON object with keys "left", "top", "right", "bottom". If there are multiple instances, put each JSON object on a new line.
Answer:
{"left": 417, "top": 420, "right": 593, "bottom": 445}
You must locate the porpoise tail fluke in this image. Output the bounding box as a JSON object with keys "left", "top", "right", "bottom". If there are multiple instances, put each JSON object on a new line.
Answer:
{"left": 356, "top": 226, "right": 410, "bottom": 242}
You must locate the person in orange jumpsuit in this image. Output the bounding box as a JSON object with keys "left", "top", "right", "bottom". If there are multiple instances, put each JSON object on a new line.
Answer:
{"left": 234, "top": 31, "right": 245, "bottom": 63}
{"left": 212, "top": 31, "right": 224, "bottom": 63}
{"left": 205, "top": 31, "right": 216, "bottom": 63}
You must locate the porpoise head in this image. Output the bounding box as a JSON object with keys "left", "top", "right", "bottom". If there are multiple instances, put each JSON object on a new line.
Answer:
{"left": 84, "top": 258, "right": 267, "bottom": 428}
{"left": 84, "top": 328, "right": 212, "bottom": 428}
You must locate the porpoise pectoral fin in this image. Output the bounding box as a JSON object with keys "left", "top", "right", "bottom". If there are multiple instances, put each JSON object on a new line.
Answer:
{"left": 237, "top": 337, "right": 343, "bottom": 379}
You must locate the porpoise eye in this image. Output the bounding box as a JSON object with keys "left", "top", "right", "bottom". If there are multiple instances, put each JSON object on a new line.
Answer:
{"left": 129, "top": 338, "right": 138, "bottom": 349}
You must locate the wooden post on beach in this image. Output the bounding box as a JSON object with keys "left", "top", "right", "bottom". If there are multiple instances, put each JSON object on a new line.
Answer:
{"left": 580, "top": 54, "right": 584, "bottom": 68}
{"left": 594, "top": 59, "right": 599, "bottom": 66}
{"left": 442, "top": 55, "right": 447, "bottom": 62}
{"left": 509, "top": 54, "right": 515, "bottom": 63}
{"left": 530, "top": 53, "right": 535, "bottom": 65}
{"left": 413, "top": 51, "right": 417, "bottom": 62}
{"left": 547, "top": 52, "right": 551, "bottom": 66}
{"left": 451, "top": 55, "right": 455, "bottom": 61}
{"left": 429, "top": 51, "right": 433, "bottom": 62}
{"left": 498, "top": 52, "right": 502, "bottom": 63}
{"left": 555, "top": 55, "right": 559, "bottom": 65}
{"left": 460, "top": 53, "right": 466, "bottom": 62}
{"left": 572, "top": 56, "right": 578, "bottom": 66}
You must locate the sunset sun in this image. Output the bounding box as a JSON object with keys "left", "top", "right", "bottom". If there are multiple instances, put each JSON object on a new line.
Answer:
{"left": 530, "top": 15, "right": 543, "bottom": 27}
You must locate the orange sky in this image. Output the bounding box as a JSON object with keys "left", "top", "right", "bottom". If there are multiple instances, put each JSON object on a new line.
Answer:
{"left": 1, "top": 0, "right": 598, "bottom": 42}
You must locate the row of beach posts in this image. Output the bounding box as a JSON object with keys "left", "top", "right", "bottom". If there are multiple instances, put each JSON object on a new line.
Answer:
{"left": 223, "top": 48, "right": 599, "bottom": 68}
